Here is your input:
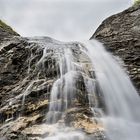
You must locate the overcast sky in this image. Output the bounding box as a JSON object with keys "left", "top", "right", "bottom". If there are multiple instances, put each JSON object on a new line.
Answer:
{"left": 0, "top": 0, "right": 132, "bottom": 41}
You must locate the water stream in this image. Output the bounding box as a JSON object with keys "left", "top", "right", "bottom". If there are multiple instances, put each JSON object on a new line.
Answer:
{"left": 44, "top": 39, "right": 140, "bottom": 140}
{"left": 3, "top": 37, "right": 140, "bottom": 140}
{"left": 83, "top": 40, "right": 140, "bottom": 140}
{"left": 46, "top": 48, "right": 76, "bottom": 124}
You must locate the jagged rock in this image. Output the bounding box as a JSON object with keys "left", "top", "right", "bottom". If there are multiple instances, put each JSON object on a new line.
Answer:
{"left": 91, "top": 4, "right": 140, "bottom": 93}
{"left": 1, "top": 4, "right": 139, "bottom": 138}
{"left": 0, "top": 21, "right": 103, "bottom": 139}
{"left": 0, "top": 20, "right": 19, "bottom": 43}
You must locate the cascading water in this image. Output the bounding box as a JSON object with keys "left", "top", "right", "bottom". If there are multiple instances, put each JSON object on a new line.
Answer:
{"left": 25, "top": 38, "right": 98, "bottom": 140}
{"left": 44, "top": 46, "right": 94, "bottom": 140}
{"left": 82, "top": 40, "right": 140, "bottom": 140}
{"left": 46, "top": 48, "right": 76, "bottom": 124}
{"left": 31, "top": 38, "right": 140, "bottom": 140}
{"left": 2, "top": 36, "right": 140, "bottom": 140}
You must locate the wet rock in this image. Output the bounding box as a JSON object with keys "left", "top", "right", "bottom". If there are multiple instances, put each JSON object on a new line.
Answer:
{"left": 91, "top": 4, "right": 140, "bottom": 93}
{"left": 1, "top": 4, "right": 139, "bottom": 140}
{"left": 0, "top": 115, "right": 44, "bottom": 139}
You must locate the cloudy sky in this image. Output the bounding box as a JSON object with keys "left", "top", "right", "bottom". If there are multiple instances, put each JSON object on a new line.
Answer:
{"left": 0, "top": 0, "right": 132, "bottom": 41}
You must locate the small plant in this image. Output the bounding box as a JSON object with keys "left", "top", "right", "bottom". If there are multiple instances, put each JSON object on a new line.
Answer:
{"left": 134, "top": 0, "right": 140, "bottom": 5}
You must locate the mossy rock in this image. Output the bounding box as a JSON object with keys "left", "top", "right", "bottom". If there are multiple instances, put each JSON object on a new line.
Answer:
{"left": 0, "top": 20, "right": 19, "bottom": 37}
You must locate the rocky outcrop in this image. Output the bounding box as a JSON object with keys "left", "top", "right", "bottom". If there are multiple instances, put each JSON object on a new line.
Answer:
{"left": 1, "top": 4, "right": 140, "bottom": 139}
{"left": 91, "top": 4, "right": 140, "bottom": 93}
{"left": 0, "top": 20, "right": 19, "bottom": 42}
{"left": 0, "top": 21, "right": 104, "bottom": 139}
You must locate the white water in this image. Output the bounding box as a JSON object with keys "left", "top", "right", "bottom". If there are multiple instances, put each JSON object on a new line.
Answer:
{"left": 46, "top": 48, "right": 77, "bottom": 123}
{"left": 41, "top": 39, "right": 140, "bottom": 140}
{"left": 43, "top": 125, "right": 89, "bottom": 140}
{"left": 3, "top": 37, "right": 140, "bottom": 140}
{"left": 83, "top": 40, "right": 140, "bottom": 140}
{"left": 44, "top": 47, "right": 88, "bottom": 140}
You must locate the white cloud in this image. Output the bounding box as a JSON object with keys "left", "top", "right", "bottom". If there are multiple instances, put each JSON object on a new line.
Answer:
{"left": 0, "top": 0, "right": 132, "bottom": 41}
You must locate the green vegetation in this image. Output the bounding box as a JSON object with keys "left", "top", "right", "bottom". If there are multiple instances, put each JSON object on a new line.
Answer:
{"left": 0, "top": 20, "right": 19, "bottom": 36}
{"left": 134, "top": 0, "right": 140, "bottom": 5}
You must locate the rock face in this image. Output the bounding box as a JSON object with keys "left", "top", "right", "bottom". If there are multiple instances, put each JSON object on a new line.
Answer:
{"left": 0, "top": 20, "right": 19, "bottom": 41}
{"left": 91, "top": 4, "right": 140, "bottom": 93}
{"left": 1, "top": 4, "right": 140, "bottom": 139}
{"left": 0, "top": 22, "right": 104, "bottom": 139}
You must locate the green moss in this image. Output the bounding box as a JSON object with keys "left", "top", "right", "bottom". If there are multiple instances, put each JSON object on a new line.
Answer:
{"left": 134, "top": 0, "right": 140, "bottom": 5}
{"left": 0, "top": 20, "right": 19, "bottom": 36}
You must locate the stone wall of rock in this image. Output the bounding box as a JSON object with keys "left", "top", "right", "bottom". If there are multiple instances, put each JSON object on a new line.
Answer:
{"left": 0, "top": 20, "right": 19, "bottom": 42}
{"left": 0, "top": 23, "right": 104, "bottom": 139}
{"left": 91, "top": 4, "right": 140, "bottom": 93}
{"left": 1, "top": 4, "right": 140, "bottom": 139}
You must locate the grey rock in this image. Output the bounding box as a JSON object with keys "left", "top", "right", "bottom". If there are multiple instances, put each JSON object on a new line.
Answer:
{"left": 0, "top": 24, "right": 103, "bottom": 139}
{"left": 91, "top": 4, "right": 140, "bottom": 93}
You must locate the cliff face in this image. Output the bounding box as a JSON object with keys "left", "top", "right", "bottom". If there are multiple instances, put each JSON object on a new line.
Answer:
{"left": 0, "top": 23, "right": 104, "bottom": 139}
{"left": 91, "top": 4, "right": 140, "bottom": 93}
{"left": 1, "top": 4, "right": 140, "bottom": 140}
{"left": 0, "top": 20, "right": 19, "bottom": 42}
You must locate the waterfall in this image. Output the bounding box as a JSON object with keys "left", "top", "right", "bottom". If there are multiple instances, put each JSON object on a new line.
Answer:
{"left": 43, "top": 44, "right": 92, "bottom": 139}
{"left": 83, "top": 40, "right": 140, "bottom": 140}
{"left": 38, "top": 38, "right": 140, "bottom": 140}
{"left": 2, "top": 37, "right": 140, "bottom": 140}
{"left": 46, "top": 48, "right": 76, "bottom": 124}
